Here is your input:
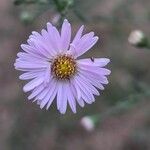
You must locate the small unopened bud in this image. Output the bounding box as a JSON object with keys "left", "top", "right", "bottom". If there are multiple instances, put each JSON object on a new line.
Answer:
{"left": 67, "top": 0, "right": 74, "bottom": 7}
{"left": 20, "top": 11, "right": 34, "bottom": 25}
{"left": 80, "top": 116, "right": 95, "bottom": 132}
{"left": 128, "top": 30, "right": 149, "bottom": 48}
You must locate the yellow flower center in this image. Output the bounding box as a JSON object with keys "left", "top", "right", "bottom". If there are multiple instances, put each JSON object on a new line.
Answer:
{"left": 51, "top": 55, "right": 76, "bottom": 80}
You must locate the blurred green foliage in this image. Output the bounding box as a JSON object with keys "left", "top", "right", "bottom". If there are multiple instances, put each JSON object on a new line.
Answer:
{"left": 14, "top": 0, "right": 74, "bottom": 25}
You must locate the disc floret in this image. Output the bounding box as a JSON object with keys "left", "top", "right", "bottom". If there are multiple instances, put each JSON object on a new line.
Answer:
{"left": 51, "top": 55, "right": 76, "bottom": 79}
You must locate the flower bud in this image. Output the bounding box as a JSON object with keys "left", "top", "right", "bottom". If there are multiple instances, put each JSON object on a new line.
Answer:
{"left": 128, "top": 30, "right": 149, "bottom": 48}
{"left": 80, "top": 116, "right": 95, "bottom": 132}
{"left": 20, "top": 11, "right": 34, "bottom": 24}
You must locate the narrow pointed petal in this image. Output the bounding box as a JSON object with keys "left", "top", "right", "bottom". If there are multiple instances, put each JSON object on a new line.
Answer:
{"left": 46, "top": 80, "right": 58, "bottom": 110}
{"left": 71, "top": 25, "right": 84, "bottom": 46}
{"left": 23, "top": 77, "right": 44, "bottom": 92}
{"left": 41, "top": 29, "right": 57, "bottom": 56}
{"left": 79, "top": 64, "right": 111, "bottom": 76}
{"left": 44, "top": 64, "right": 51, "bottom": 85}
{"left": 79, "top": 69, "right": 105, "bottom": 90}
{"left": 57, "top": 82, "right": 63, "bottom": 110}
{"left": 19, "top": 71, "right": 44, "bottom": 80}
{"left": 28, "top": 84, "right": 45, "bottom": 100}
{"left": 17, "top": 52, "right": 49, "bottom": 62}
{"left": 40, "top": 79, "right": 56, "bottom": 109}
{"left": 78, "top": 74, "right": 100, "bottom": 96}
{"left": 75, "top": 36, "right": 99, "bottom": 58}
{"left": 67, "top": 83, "right": 76, "bottom": 113}
{"left": 61, "top": 19, "right": 71, "bottom": 51}
{"left": 70, "top": 82, "right": 85, "bottom": 107}
{"left": 78, "top": 67, "right": 108, "bottom": 89}
{"left": 52, "top": 27, "right": 61, "bottom": 52}
{"left": 74, "top": 77, "right": 94, "bottom": 104}
{"left": 46, "top": 22, "right": 61, "bottom": 53}
{"left": 77, "top": 58, "right": 110, "bottom": 67}
{"left": 71, "top": 78, "right": 81, "bottom": 100}
{"left": 59, "top": 83, "right": 68, "bottom": 114}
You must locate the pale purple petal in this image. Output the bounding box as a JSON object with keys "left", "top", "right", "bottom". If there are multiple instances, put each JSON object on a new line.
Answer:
{"left": 23, "top": 77, "right": 44, "bottom": 92}
{"left": 78, "top": 73, "right": 100, "bottom": 96}
{"left": 28, "top": 84, "right": 45, "bottom": 100}
{"left": 79, "top": 64, "right": 111, "bottom": 76}
{"left": 52, "top": 27, "right": 61, "bottom": 52}
{"left": 53, "top": 81, "right": 68, "bottom": 114}
{"left": 59, "top": 83, "right": 68, "bottom": 114}
{"left": 46, "top": 80, "right": 58, "bottom": 110}
{"left": 71, "top": 78, "right": 81, "bottom": 100}
{"left": 71, "top": 25, "right": 84, "bottom": 45}
{"left": 17, "top": 52, "right": 49, "bottom": 62}
{"left": 79, "top": 69, "right": 105, "bottom": 90}
{"left": 61, "top": 19, "right": 71, "bottom": 51}
{"left": 74, "top": 77, "right": 95, "bottom": 104}
{"left": 70, "top": 81, "right": 85, "bottom": 107}
{"left": 99, "top": 76, "right": 109, "bottom": 84}
{"left": 76, "top": 76, "right": 95, "bottom": 103}
{"left": 19, "top": 71, "right": 44, "bottom": 80}
{"left": 21, "top": 43, "right": 51, "bottom": 60}
{"left": 36, "top": 81, "right": 52, "bottom": 100}
{"left": 21, "top": 44, "right": 38, "bottom": 55}
{"left": 29, "top": 38, "right": 51, "bottom": 59}
{"left": 41, "top": 29, "right": 57, "bottom": 56}
{"left": 40, "top": 79, "right": 56, "bottom": 109}
{"left": 67, "top": 83, "right": 76, "bottom": 113}
{"left": 28, "top": 32, "right": 54, "bottom": 59}
{"left": 80, "top": 69, "right": 107, "bottom": 86}
{"left": 70, "top": 31, "right": 98, "bottom": 58}
{"left": 44, "top": 64, "right": 51, "bottom": 85}
{"left": 14, "top": 61, "right": 48, "bottom": 70}
{"left": 14, "top": 67, "right": 46, "bottom": 72}
{"left": 47, "top": 22, "right": 61, "bottom": 53}
{"left": 77, "top": 58, "right": 110, "bottom": 67}
{"left": 31, "top": 30, "right": 56, "bottom": 57}
{"left": 57, "top": 82, "right": 63, "bottom": 110}
{"left": 75, "top": 36, "right": 98, "bottom": 58}
{"left": 31, "top": 31, "right": 42, "bottom": 39}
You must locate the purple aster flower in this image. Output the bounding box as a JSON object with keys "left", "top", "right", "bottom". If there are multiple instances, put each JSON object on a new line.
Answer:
{"left": 14, "top": 19, "right": 111, "bottom": 114}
